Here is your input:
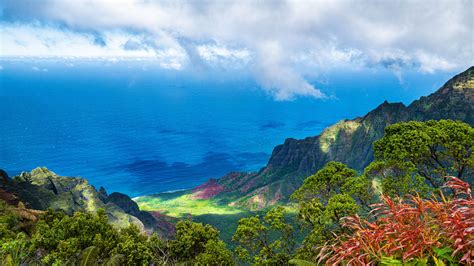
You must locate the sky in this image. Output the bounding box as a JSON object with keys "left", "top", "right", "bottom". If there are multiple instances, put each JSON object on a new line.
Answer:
{"left": 1, "top": 0, "right": 473, "bottom": 100}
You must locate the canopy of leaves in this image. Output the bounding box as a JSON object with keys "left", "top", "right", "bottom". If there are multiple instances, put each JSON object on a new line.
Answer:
{"left": 233, "top": 206, "right": 294, "bottom": 265}
{"left": 31, "top": 209, "right": 120, "bottom": 264}
{"left": 169, "top": 220, "right": 233, "bottom": 265}
{"left": 292, "top": 161, "right": 357, "bottom": 203}
{"left": 0, "top": 206, "right": 233, "bottom": 265}
{"left": 372, "top": 120, "right": 474, "bottom": 195}
{"left": 290, "top": 162, "right": 372, "bottom": 260}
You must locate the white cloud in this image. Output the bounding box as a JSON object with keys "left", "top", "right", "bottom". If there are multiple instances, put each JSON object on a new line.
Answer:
{"left": 0, "top": 24, "right": 159, "bottom": 58}
{"left": 415, "top": 51, "right": 458, "bottom": 73}
{"left": 0, "top": 0, "right": 472, "bottom": 100}
{"left": 197, "top": 44, "right": 251, "bottom": 64}
{"left": 254, "top": 41, "right": 326, "bottom": 100}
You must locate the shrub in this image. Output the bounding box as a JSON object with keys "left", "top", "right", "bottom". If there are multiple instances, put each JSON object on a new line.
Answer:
{"left": 318, "top": 177, "right": 473, "bottom": 265}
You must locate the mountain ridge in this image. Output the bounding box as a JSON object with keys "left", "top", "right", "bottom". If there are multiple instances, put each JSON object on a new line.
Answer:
{"left": 0, "top": 167, "right": 175, "bottom": 237}
{"left": 192, "top": 66, "right": 474, "bottom": 210}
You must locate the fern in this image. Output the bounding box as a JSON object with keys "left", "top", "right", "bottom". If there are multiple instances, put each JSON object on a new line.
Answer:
{"left": 79, "top": 246, "right": 99, "bottom": 266}
{"left": 103, "top": 254, "right": 125, "bottom": 266}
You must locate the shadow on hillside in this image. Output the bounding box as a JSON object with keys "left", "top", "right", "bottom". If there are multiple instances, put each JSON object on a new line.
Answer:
{"left": 192, "top": 211, "right": 308, "bottom": 248}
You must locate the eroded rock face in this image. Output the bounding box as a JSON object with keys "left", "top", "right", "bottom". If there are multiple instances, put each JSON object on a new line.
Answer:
{"left": 206, "top": 66, "right": 474, "bottom": 210}
{"left": 5, "top": 167, "right": 173, "bottom": 237}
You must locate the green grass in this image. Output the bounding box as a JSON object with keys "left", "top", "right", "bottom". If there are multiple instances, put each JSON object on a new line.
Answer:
{"left": 135, "top": 193, "right": 306, "bottom": 247}
{"left": 135, "top": 194, "right": 245, "bottom": 218}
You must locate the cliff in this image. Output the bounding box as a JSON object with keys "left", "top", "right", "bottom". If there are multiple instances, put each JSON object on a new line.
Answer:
{"left": 196, "top": 66, "right": 474, "bottom": 210}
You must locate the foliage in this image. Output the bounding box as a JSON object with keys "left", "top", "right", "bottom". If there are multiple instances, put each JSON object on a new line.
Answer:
{"left": 0, "top": 233, "right": 33, "bottom": 266}
{"left": 2, "top": 119, "right": 473, "bottom": 265}
{"left": 318, "top": 177, "right": 474, "bottom": 265}
{"left": 169, "top": 220, "right": 218, "bottom": 260}
{"left": 0, "top": 200, "right": 36, "bottom": 265}
{"left": 112, "top": 225, "right": 156, "bottom": 265}
{"left": 294, "top": 195, "right": 360, "bottom": 260}
{"left": 288, "top": 258, "right": 317, "bottom": 266}
{"left": 168, "top": 220, "right": 233, "bottom": 265}
{"left": 195, "top": 239, "right": 234, "bottom": 265}
{"left": 290, "top": 162, "right": 369, "bottom": 260}
{"left": 323, "top": 194, "right": 359, "bottom": 222}
{"left": 365, "top": 160, "right": 431, "bottom": 197}
{"left": 371, "top": 120, "right": 474, "bottom": 195}
{"left": 0, "top": 205, "right": 233, "bottom": 265}
{"left": 291, "top": 162, "right": 357, "bottom": 204}
{"left": 233, "top": 206, "right": 295, "bottom": 265}
{"left": 30, "top": 209, "right": 119, "bottom": 264}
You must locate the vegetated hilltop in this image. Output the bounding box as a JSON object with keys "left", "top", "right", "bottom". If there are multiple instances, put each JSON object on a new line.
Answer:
{"left": 192, "top": 66, "right": 474, "bottom": 210}
{"left": 0, "top": 167, "right": 175, "bottom": 237}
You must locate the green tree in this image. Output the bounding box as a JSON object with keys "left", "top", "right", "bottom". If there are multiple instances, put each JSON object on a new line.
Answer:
{"left": 169, "top": 220, "right": 232, "bottom": 264}
{"left": 233, "top": 206, "right": 294, "bottom": 265}
{"left": 364, "top": 161, "right": 430, "bottom": 197}
{"left": 113, "top": 225, "right": 154, "bottom": 265}
{"left": 195, "top": 239, "right": 234, "bottom": 265}
{"left": 370, "top": 120, "right": 474, "bottom": 196}
{"left": 290, "top": 162, "right": 365, "bottom": 260}
{"left": 30, "top": 209, "right": 120, "bottom": 265}
{"left": 294, "top": 195, "right": 359, "bottom": 260}
{"left": 292, "top": 161, "right": 357, "bottom": 204}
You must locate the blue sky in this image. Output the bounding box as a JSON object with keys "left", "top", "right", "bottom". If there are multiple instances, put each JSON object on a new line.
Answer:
{"left": 1, "top": 0, "right": 473, "bottom": 100}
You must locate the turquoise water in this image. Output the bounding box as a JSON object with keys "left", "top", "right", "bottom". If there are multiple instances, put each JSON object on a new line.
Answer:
{"left": 0, "top": 59, "right": 454, "bottom": 196}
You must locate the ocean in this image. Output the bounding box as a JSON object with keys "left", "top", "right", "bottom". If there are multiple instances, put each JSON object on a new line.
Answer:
{"left": 0, "top": 59, "right": 454, "bottom": 197}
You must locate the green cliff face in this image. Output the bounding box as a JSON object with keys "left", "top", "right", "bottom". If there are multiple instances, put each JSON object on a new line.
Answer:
{"left": 212, "top": 66, "right": 474, "bottom": 210}
{"left": 3, "top": 167, "right": 173, "bottom": 236}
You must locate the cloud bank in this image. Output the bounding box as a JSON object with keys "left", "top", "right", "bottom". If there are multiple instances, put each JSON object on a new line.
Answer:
{"left": 1, "top": 0, "right": 472, "bottom": 100}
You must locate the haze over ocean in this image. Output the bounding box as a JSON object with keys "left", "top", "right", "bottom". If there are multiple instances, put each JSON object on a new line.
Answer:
{"left": 0, "top": 59, "right": 456, "bottom": 196}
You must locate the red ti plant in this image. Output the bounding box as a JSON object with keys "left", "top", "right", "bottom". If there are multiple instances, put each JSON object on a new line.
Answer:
{"left": 318, "top": 177, "right": 474, "bottom": 265}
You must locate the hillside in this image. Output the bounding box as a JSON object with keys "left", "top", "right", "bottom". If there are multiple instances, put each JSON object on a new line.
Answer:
{"left": 1, "top": 167, "right": 175, "bottom": 237}
{"left": 142, "top": 66, "right": 474, "bottom": 211}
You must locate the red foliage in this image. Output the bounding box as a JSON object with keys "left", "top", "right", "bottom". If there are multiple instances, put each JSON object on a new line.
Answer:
{"left": 318, "top": 177, "right": 474, "bottom": 265}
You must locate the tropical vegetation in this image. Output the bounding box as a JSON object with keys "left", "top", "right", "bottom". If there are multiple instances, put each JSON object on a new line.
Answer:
{"left": 1, "top": 119, "right": 473, "bottom": 265}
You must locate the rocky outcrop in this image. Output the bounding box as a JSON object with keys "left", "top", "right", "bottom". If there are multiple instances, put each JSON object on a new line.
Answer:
{"left": 105, "top": 192, "right": 174, "bottom": 237}
{"left": 203, "top": 66, "right": 474, "bottom": 210}
{"left": 4, "top": 167, "right": 174, "bottom": 237}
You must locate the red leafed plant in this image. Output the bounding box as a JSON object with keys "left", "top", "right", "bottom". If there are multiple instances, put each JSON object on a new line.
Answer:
{"left": 318, "top": 177, "right": 474, "bottom": 265}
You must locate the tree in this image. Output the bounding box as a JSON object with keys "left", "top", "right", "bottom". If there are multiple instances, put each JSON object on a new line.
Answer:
{"left": 233, "top": 206, "right": 294, "bottom": 265}
{"left": 371, "top": 120, "right": 474, "bottom": 195}
{"left": 169, "top": 220, "right": 232, "bottom": 265}
{"left": 2, "top": 202, "right": 232, "bottom": 265}
{"left": 113, "top": 225, "right": 154, "bottom": 265}
{"left": 292, "top": 162, "right": 357, "bottom": 204}
{"left": 30, "top": 209, "right": 120, "bottom": 264}
{"left": 290, "top": 162, "right": 367, "bottom": 260}
{"left": 364, "top": 161, "right": 431, "bottom": 197}
{"left": 195, "top": 239, "right": 234, "bottom": 265}
{"left": 294, "top": 195, "right": 359, "bottom": 261}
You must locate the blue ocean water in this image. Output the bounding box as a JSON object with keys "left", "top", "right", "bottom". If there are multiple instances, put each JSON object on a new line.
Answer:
{"left": 0, "top": 59, "right": 455, "bottom": 196}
